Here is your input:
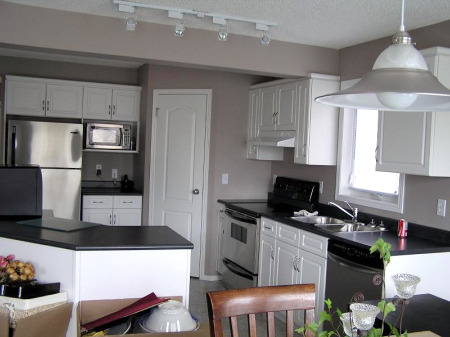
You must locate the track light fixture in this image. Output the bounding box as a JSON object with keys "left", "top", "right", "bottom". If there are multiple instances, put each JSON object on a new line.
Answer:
{"left": 218, "top": 26, "right": 228, "bottom": 41}
{"left": 261, "top": 35, "right": 270, "bottom": 45}
{"left": 113, "top": 0, "right": 277, "bottom": 43}
{"left": 174, "top": 22, "right": 185, "bottom": 37}
{"left": 126, "top": 17, "right": 137, "bottom": 31}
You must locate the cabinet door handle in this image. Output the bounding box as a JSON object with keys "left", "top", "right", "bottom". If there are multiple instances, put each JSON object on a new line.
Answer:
{"left": 375, "top": 146, "right": 379, "bottom": 163}
{"left": 264, "top": 225, "right": 272, "bottom": 230}
{"left": 302, "top": 144, "right": 307, "bottom": 157}
{"left": 46, "top": 100, "right": 49, "bottom": 111}
{"left": 42, "top": 100, "right": 46, "bottom": 111}
{"left": 270, "top": 247, "right": 275, "bottom": 260}
{"left": 113, "top": 214, "right": 116, "bottom": 225}
{"left": 293, "top": 257, "right": 298, "bottom": 271}
{"left": 109, "top": 214, "right": 112, "bottom": 225}
{"left": 123, "top": 201, "right": 133, "bottom": 204}
{"left": 109, "top": 105, "right": 111, "bottom": 115}
{"left": 113, "top": 105, "right": 116, "bottom": 115}
{"left": 92, "top": 201, "right": 104, "bottom": 204}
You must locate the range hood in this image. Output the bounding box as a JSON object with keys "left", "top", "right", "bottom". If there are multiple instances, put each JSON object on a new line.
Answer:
{"left": 248, "top": 135, "right": 295, "bottom": 147}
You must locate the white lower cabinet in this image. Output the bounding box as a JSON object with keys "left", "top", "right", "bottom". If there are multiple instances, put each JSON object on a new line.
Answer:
{"left": 82, "top": 195, "right": 142, "bottom": 226}
{"left": 258, "top": 218, "right": 327, "bottom": 325}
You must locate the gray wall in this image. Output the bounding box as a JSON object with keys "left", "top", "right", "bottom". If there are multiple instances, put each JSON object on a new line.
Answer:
{"left": 273, "top": 21, "right": 450, "bottom": 231}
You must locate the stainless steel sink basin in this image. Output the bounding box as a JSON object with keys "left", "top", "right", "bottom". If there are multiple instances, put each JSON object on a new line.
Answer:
{"left": 290, "top": 216, "right": 345, "bottom": 225}
{"left": 314, "top": 223, "right": 383, "bottom": 233}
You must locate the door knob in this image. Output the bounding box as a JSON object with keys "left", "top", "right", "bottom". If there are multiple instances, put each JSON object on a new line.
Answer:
{"left": 193, "top": 189, "right": 200, "bottom": 195}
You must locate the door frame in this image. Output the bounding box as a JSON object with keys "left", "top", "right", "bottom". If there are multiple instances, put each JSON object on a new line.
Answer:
{"left": 149, "top": 89, "right": 212, "bottom": 280}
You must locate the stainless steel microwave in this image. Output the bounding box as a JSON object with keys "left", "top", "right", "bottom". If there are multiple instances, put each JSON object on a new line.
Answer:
{"left": 85, "top": 122, "right": 132, "bottom": 150}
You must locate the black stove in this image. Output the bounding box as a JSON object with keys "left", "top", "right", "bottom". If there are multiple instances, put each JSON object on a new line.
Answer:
{"left": 225, "top": 177, "right": 320, "bottom": 217}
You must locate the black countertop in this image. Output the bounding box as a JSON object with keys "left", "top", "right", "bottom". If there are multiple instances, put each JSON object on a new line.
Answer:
{"left": 368, "top": 294, "right": 450, "bottom": 336}
{"left": 218, "top": 199, "right": 450, "bottom": 255}
{"left": 82, "top": 187, "right": 142, "bottom": 195}
{"left": 0, "top": 217, "right": 193, "bottom": 251}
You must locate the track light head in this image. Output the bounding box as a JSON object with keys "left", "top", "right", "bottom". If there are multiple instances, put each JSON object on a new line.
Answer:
{"left": 218, "top": 26, "right": 228, "bottom": 41}
{"left": 126, "top": 17, "right": 137, "bottom": 31}
{"left": 261, "top": 35, "right": 270, "bottom": 45}
{"left": 174, "top": 22, "right": 185, "bottom": 37}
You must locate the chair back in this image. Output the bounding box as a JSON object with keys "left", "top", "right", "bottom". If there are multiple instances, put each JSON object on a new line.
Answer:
{"left": 206, "top": 284, "right": 315, "bottom": 337}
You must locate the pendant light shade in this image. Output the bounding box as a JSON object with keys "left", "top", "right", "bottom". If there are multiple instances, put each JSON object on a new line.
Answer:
{"left": 316, "top": 1, "right": 450, "bottom": 112}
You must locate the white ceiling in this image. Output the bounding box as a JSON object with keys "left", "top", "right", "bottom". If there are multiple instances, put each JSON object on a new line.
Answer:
{"left": 3, "top": 0, "right": 450, "bottom": 49}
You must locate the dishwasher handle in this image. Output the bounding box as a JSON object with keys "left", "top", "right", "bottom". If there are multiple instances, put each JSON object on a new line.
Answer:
{"left": 328, "top": 252, "right": 383, "bottom": 275}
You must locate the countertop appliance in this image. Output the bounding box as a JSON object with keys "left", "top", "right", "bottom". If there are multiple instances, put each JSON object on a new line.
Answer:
{"left": 85, "top": 122, "right": 132, "bottom": 150}
{"left": 0, "top": 165, "right": 42, "bottom": 217}
{"left": 220, "top": 177, "right": 320, "bottom": 289}
{"left": 324, "top": 238, "right": 384, "bottom": 328}
{"left": 6, "top": 119, "right": 83, "bottom": 220}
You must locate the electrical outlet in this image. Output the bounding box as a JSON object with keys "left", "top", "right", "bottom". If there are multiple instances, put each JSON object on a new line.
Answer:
{"left": 222, "top": 173, "right": 228, "bottom": 184}
{"left": 112, "top": 169, "right": 118, "bottom": 179}
{"left": 437, "top": 198, "right": 447, "bottom": 217}
{"left": 96, "top": 164, "right": 102, "bottom": 176}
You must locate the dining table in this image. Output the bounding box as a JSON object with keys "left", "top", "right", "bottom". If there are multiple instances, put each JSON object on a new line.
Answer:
{"left": 368, "top": 293, "right": 449, "bottom": 337}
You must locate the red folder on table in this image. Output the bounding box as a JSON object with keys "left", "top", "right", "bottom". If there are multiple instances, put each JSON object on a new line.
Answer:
{"left": 81, "top": 292, "right": 168, "bottom": 331}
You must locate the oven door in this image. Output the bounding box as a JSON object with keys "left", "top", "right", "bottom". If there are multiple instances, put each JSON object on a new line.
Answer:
{"left": 222, "top": 208, "right": 260, "bottom": 274}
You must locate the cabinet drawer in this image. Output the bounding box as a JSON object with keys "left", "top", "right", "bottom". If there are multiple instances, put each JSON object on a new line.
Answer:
{"left": 277, "top": 222, "right": 301, "bottom": 246}
{"left": 300, "top": 231, "right": 328, "bottom": 258}
{"left": 261, "top": 218, "right": 277, "bottom": 237}
{"left": 83, "top": 196, "right": 113, "bottom": 209}
{"left": 113, "top": 195, "right": 142, "bottom": 209}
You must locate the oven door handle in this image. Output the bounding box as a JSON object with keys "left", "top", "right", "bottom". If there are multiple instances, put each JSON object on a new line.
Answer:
{"left": 328, "top": 252, "right": 383, "bottom": 274}
{"left": 223, "top": 259, "right": 254, "bottom": 281}
{"left": 225, "top": 209, "right": 257, "bottom": 224}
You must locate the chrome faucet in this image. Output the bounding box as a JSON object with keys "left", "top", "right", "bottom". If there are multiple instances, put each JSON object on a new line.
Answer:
{"left": 328, "top": 201, "right": 358, "bottom": 223}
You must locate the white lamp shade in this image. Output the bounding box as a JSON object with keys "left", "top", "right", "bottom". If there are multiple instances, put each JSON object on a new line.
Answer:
{"left": 373, "top": 44, "right": 428, "bottom": 70}
{"left": 316, "top": 68, "right": 450, "bottom": 111}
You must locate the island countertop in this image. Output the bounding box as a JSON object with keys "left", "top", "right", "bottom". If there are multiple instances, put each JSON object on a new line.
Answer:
{"left": 0, "top": 218, "right": 193, "bottom": 251}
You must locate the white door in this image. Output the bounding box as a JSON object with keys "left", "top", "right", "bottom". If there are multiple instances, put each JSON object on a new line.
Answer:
{"left": 150, "top": 90, "right": 211, "bottom": 278}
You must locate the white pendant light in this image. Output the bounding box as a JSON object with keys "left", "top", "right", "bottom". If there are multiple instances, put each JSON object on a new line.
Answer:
{"left": 316, "top": 0, "right": 450, "bottom": 112}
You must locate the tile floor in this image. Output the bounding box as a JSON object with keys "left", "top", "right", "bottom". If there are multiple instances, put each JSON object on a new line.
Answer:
{"left": 189, "top": 278, "right": 288, "bottom": 337}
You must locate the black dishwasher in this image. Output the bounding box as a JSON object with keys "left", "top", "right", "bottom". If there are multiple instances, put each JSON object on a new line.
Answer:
{"left": 325, "top": 239, "right": 384, "bottom": 325}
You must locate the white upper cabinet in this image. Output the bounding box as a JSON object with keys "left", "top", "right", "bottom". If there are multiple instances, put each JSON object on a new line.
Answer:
{"left": 6, "top": 76, "right": 83, "bottom": 118}
{"left": 294, "top": 74, "right": 340, "bottom": 165}
{"left": 259, "top": 81, "right": 297, "bottom": 132}
{"left": 246, "top": 88, "right": 284, "bottom": 161}
{"left": 83, "top": 86, "right": 140, "bottom": 122}
{"left": 376, "top": 47, "right": 450, "bottom": 176}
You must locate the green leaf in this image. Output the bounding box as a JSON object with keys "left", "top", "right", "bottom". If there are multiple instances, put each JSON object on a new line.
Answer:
{"left": 318, "top": 331, "right": 329, "bottom": 337}
{"left": 367, "top": 327, "right": 382, "bottom": 337}
{"left": 319, "top": 311, "right": 332, "bottom": 324}
{"left": 336, "top": 307, "right": 342, "bottom": 317}
{"left": 383, "top": 302, "right": 396, "bottom": 318}
{"left": 325, "top": 298, "right": 332, "bottom": 310}
{"left": 295, "top": 327, "right": 305, "bottom": 334}
{"left": 387, "top": 323, "right": 401, "bottom": 337}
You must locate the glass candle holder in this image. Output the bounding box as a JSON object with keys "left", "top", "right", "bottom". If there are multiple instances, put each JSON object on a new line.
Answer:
{"left": 340, "top": 312, "right": 356, "bottom": 337}
{"left": 392, "top": 273, "right": 421, "bottom": 299}
{"left": 349, "top": 303, "right": 380, "bottom": 331}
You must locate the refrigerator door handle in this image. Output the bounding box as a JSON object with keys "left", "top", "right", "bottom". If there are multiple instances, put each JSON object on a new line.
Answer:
{"left": 10, "top": 126, "right": 16, "bottom": 165}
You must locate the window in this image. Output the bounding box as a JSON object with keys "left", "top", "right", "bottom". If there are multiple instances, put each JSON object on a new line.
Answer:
{"left": 335, "top": 80, "right": 405, "bottom": 213}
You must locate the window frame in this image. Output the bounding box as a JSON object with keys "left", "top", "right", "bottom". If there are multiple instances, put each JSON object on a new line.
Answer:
{"left": 335, "top": 79, "right": 405, "bottom": 213}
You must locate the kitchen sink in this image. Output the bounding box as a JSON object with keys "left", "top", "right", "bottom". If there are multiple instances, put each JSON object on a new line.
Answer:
{"left": 290, "top": 216, "right": 345, "bottom": 224}
{"left": 314, "top": 223, "right": 384, "bottom": 233}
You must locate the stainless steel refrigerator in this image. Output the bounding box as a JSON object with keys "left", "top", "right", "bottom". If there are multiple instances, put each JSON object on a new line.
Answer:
{"left": 6, "top": 120, "right": 83, "bottom": 220}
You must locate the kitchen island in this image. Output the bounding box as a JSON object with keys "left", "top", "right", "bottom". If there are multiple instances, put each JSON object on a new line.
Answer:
{"left": 0, "top": 218, "right": 193, "bottom": 337}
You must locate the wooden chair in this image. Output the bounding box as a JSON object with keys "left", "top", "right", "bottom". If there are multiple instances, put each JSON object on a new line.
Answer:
{"left": 206, "top": 284, "right": 316, "bottom": 337}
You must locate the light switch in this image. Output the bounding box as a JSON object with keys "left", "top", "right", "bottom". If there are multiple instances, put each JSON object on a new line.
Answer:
{"left": 222, "top": 174, "right": 229, "bottom": 185}
{"left": 437, "top": 198, "right": 446, "bottom": 217}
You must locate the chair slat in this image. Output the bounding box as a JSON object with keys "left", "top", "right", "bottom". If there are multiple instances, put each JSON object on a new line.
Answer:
{"left": 249, "top": 313, "right": 257, "bottom": 337}
{"left": 267, "top": 312, "right": 276, "bottom": 337}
